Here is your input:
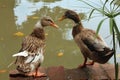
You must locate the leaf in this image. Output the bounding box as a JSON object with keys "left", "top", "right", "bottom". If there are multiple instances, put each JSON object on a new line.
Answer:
{"left": 14, "top": 32, "right": 24, "bottom": 37}
{"left": 114, "top": 12, "right": 120, "bottom": 17}
{"left": 103, "top": 0, "right": 108, "bottom": 11}
{"left": 32, "top": 16, "right": 39, "bottom": 19}
{"left": 110, "top": 0, "right": 114, "bottom": 5}
{"left": 80, "top": 0, "right": 103, "bottom": 13}
{"left": 57, "top": 52, "right": 64, "bottom": 57}
{"left": 0, "top": 70, "right": 6, "bottom": 73}
{"left": 96, "top": 18, "right": 107, "bottom": 35}
{"left": 88, "top": 9, "right": 95, "bottom": 21}
{"left": 45, "top": 33, "right": 48, "bottom": 36}
{"left": 114, "top": 3, "right": 120, "bottom": 12}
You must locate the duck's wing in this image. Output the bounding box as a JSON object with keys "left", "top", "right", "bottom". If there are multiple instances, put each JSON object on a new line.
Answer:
{"left": 13, "top": 47, "right": 44, "bottom": 73}
{"left": 13, "top": 35, "right": 45, "bottom": 57}
{"left": 13, "top": 35, "right": 45, "bottom": 64}
{"left": 80, "top": 29, "right": 109, "bottom": 52}
{"left": 81, "top": 29, "right": 114, "bottom": 63}
{"left": 20, "top": 35, "right": 45, "bottom": 54}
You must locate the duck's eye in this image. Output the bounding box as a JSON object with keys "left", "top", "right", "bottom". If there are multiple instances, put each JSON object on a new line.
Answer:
{"left": 46, "top": 19, "right": 53, "bottom": 22}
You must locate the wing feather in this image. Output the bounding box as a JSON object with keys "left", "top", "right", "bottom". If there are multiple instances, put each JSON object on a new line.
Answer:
{"left": 20, "top": 35, "right": 45, "bottom": 54}
{"left": 79, "top": 29, "right": 108, "bottom": 52}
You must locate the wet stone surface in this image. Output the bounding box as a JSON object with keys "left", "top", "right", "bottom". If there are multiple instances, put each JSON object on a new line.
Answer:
{"left": 9, "top": 63, "right": 120, "bottom": 80}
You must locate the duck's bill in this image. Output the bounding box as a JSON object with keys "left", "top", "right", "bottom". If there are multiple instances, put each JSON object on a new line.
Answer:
{"left": 50, "top": 23, "right": 59, "bottom": 28}
{"left": 58, "top": 16, "right": 66, "bottom": 21}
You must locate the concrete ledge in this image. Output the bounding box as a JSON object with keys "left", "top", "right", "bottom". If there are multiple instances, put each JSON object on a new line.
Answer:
{"left": 9, "top": 63, "right": 120, "bottom": 80}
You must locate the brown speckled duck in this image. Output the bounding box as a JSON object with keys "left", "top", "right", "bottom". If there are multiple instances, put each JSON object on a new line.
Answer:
{"left": 13, "top": 16, "right": 58, "bottom": 76}
{"left": 59, "top": 10, "right": 114, "bottom": 68}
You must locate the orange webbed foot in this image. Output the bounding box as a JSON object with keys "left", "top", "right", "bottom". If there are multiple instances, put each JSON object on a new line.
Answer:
{"left": 78, "top": 61, "right": 94, "bottom": 68}
{"left": 86, "top": 61, "right": 94, "bottom": 65}
{"left": 34, "top": 71, "right": 46, "bottom": 77}
{"left": 26, "top": 71, "right": 47, "bottom": 77}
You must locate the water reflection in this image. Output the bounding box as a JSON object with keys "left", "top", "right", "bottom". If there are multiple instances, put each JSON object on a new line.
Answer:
{"left": 14, "top": 0, "right": 45, "bottom": 26}
{"left": 62, "top": 28, "right": 73, "bottom": 40}
{"left": 14, "top": 0, "right": 86, "bottom": 26}
{"left": 14, "top": 0, "right": 61, "bottom": 26}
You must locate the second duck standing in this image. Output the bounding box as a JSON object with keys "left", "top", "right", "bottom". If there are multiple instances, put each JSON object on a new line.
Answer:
{"left": 59, "top": 10, "right": 114, "bottom": 68}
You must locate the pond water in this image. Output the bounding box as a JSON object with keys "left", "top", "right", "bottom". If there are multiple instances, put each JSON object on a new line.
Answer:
{"left": 0, "top": 0, "right": 120, "bottom": 80}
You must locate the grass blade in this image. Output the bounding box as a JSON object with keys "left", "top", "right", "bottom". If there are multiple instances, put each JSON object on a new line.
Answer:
{"left": 96, "top": 18, "right": 107, "bottom": 35}
{"left": 88, "top": 9, "right": 95, "bottom": 21}
{"left": 114, "top": 12, "right": 120, "bottom": 17}
{"left": 80, "top": 0, "right": 102, "bottom": 13}
{"left": 114, "top": 4, "right": 120, "bottom": 12}
{"left": 103, "top": 0, "right": 108, "bottom": 11}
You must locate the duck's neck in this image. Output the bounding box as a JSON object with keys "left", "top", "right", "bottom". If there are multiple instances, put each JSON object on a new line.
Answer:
{"left": 72, "top": 21, "right": 84, "bottom": 38}
{"left": 35, "top": 20, "right": 43, "bottom": 28}
{"left": 31, "top": 21, "right": 45, "bottom": 40}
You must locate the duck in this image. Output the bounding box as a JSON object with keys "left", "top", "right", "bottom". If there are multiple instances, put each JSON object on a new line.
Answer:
{"left": 59, "top": 10, "right": 114, "bottom": 68}
{"left": 12, "top": 16, "right": 59, "bottom": 77}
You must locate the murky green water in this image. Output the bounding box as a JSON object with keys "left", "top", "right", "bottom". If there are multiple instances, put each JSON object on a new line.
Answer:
{"left": 0, "top": 0, "right": 120, "bottom": 80}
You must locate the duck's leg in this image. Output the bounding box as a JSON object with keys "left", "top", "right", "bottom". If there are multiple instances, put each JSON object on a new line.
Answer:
{"left": 86, "top": 61, "right": 94, "bottom": 65}
{"left": 34, "top": 67, "right": 46, "bottom": 77}
{"left": 78, "top": 56, "right": 87, "bottom": 68}
{"left": 26, "top": 67, "right": 46, "bottom": 77}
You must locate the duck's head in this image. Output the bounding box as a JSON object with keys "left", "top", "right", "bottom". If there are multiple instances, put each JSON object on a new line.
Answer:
{"left": 35, "top": 16, "right": 59, "bottom": 28}
{"left": 59, "top": 10, "right": 80, "bottom": 23}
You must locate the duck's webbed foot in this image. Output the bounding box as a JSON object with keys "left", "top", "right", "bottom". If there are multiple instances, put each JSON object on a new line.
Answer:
{"left": 35, "top": 67, "right": 47, "bottom": 77}
{"left": 78, "top": 61, "right": 94, "bottom": 68}
{"left": 26, "top": 69, "right": 47, "bottom": 77}
{"left": 34, "top": 71, "right": 46, "bottom": 77}
{"left": 86, "top": 61, "right": 94, "bottom": 65}
{"left": 78, "top": 57, "right": 94, "bottom": 68}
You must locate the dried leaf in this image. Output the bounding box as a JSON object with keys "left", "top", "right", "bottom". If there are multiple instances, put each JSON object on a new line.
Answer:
{"left": 57, "top": 52, "right": 64, "bottom": 57}
{"left": 32, "top": 16, "right": 39, "bottom": 19}
{"left": 45, "top": 33, "right": 48, "bottom": 36}
{"left": 0, "top": 70, "right": 7, "bottom": 73}
{"left": 14, "top": 32, "right": 24, "bottom": 37}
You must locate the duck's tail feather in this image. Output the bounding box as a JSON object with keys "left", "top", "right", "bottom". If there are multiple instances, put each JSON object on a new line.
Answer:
{"left": 12, "top": 51, "right": 28, "bottom": 57}
{"left": 93, "top": 49, "right": 114, "bottom": 64}
{"left": 104, "top": 50, "right": 114, "bottom": 57}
